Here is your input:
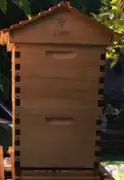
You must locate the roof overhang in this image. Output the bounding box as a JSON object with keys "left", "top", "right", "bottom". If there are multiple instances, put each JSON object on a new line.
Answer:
{"left": 0, "top": 2, "right": 122, "bottom": 51}
{"left": 0, "top": 31, "right": 14, "bottom": 51}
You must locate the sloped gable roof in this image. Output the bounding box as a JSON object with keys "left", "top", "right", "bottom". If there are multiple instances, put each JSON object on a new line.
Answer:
{"left": 1, "top": 2, "right": 118, "bottom": 38}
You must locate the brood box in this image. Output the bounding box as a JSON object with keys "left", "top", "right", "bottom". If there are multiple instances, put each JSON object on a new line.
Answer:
{"left": 0, "top": 1, "right": 119, "bottom": 176}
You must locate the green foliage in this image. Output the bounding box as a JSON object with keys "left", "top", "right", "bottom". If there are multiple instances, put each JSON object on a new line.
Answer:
{"left": 0, "top": 0, "right": 101, "bottom": 17}
{"left": 0, "top": 0, "right": 31, "bottom": 18}
{"left": 92, "top": 0, "right": 124, "bottom": 67}
{"left": 12, "top": 0, "right": 31, "bottom": 19}
{"left": 0, "top": 0, "right": 7, "bottom": 13}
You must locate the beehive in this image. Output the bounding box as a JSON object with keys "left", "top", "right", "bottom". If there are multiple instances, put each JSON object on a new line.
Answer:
{"left": 0, "top": 2, "right": 118, "bottom": 179}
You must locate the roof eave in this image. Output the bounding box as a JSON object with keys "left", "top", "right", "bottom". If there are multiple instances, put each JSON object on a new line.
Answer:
{"left": 0, "top": 31, "right": 14, "bottom": 51}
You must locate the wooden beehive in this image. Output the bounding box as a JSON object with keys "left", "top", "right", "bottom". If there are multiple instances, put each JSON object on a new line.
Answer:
{"left": 0, "top": 2, "right": 119, "bottom": 179}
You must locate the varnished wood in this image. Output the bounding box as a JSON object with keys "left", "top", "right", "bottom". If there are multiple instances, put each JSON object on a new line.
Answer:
{"left": 0, "top": 146, "right": 4, "bottom": 180}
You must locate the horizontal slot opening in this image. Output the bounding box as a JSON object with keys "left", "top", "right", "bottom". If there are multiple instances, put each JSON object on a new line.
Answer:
{"left": 45, "top": 117, "right": 74, "bottom": 126}
{"left": 46, "top": 50, "right": 76, "bottom": 59}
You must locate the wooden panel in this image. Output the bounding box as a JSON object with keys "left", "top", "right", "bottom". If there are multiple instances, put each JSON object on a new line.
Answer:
{"left": 20, "top": 111, "right": 99, "bottom": 168}
{"left": 0, "top": 146, "right": 4, "bottom": 180}
{"left": 13, "top": 44, "right": 104, "bottom": 169}
{"left": 20, "top": 97, "right": 101, "bottom": 168}
{"left": 21, "top": 79, "right": 99, "bottom": 104}
{"left": 20, "top": 44, "right": 102, "bottom": 80}
{"left": 10, "top": 11, "right": 111, "bottom": 45}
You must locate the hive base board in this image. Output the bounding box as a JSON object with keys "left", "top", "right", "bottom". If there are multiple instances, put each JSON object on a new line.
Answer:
{"left": 15, "top": 170, "right": 101, "bottom": 180}
{"left": 15, "top": 177, "right": 101, "bottom": 180}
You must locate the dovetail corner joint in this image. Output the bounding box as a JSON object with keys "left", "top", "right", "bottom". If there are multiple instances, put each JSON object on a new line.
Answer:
{"left": 15, "top": 64, "right": 20, "bottom": 70}
{"left": 101, "top": 53, "right": 106, "bottom": 60}
{"left": 98, "top": 100, "right": 104, "bottom": 107}
{"left": 15, "top": 151, "right": 20, "bottom": 157}
{"left": 15, "top": 99, "right": 20, "bottom": 106}
{"left": 94, "top": 161, "right": 99, "bottom": 169}
{"left": 15, "top": 140, "right": 20, "bottom": 146}
{"left": 99, "top": 77, "right": 104, "bottom": 84}
{"left": 96, "top": 119, "right": 101, "bottom": 125}
{"left": 95, "top": 151, "right": 100, "bottom": 157}
{"left": 15, "top": 118, "right": 20, "bottom": 124}
{"left": 15, "top": 51, "right": 20, "bottom": 58}
{"left": 15, "top": 129, "right": 21, "bottom": 135}
{"left": 95, "top": 141, "right": 101, "bottom": 146}
{"left": 100, "top": 65, "right": 105, "bottom": 72}
{"left": 15, "top": 87, "right": 20, "bottom": 93}
{"left": 15, "top": 76, "right": 20, "bottom": 82}
{"left": 96, "top": 130, "right": 101, "bottom": 136}
{"left": 98, "top": 89, "right": 104, "bottom": 94}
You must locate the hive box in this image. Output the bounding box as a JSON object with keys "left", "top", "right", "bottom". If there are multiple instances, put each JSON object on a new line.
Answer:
{"left": 0, "top": 2, "right": 117, "bottom": 173}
